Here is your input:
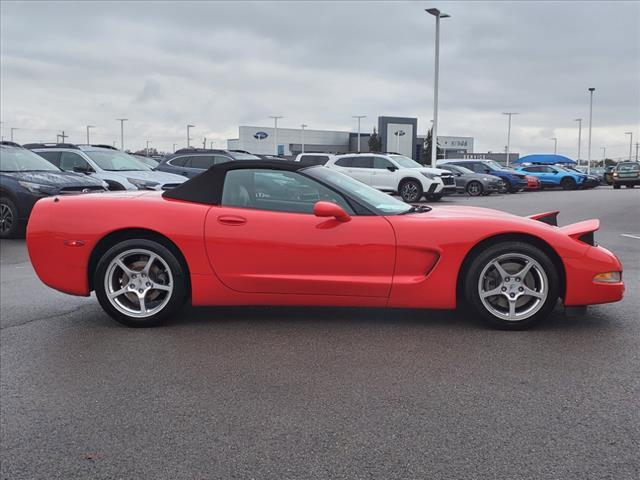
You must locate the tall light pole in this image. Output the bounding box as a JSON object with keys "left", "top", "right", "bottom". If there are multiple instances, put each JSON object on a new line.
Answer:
{"left": 269, "top": 116, "right": 283, "bottom": 155}
{"left": 502, "top": 112, "right": 518, "bottom": 166}
{"left": 187, "top": 124, "right": 195, "bottom": 148}
{"left": 146, "top": 140, "right": 150, "bottom": 156}
{"left": 587, "top": 87, "right": 595, "bottom": 174}
{"left": 601, "top": 146, "right": 606, "bottom": 161}
{"left": 300, "top": 124, "right": 307, "bottom": 154}
{"left": 574, "top": 118, "right": 582, "bottom": 165}
{"left": 635, "top": 142, "right": 639, "bottom": 162}
{"left": 210, "top": 141, "right": 214, "bottom": 149}
{"left": 625, "top": 132, "right": 633, "bottom": 161}
{"left": 173, "top": 143, "right": 177, "bottom": 153}
{"left": 116, "top": 118, "right": 128, "bottom": 150}
{"left": 426, "top": 8, "right": 450, "bottom": 168}
{"left": 550, "top": 137, "right": 557, "bottom": 155}
{"left": 352, "top": 115, "right": 366, "bottom": 153}
{"left": 10, "top": 128, "right": 18, "bottom": 141}
{"left": 86, "top": 125, "right": 95, "bottom": 144}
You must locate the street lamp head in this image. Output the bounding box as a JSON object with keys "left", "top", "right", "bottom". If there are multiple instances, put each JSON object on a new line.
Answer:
{"left": 187, "top": 124, "right": 195, "bottom": 128}
{"left": 426, "top": 8, "right": 449, "bottom": 17}
{"left": 625, "top": 131, "right": 632, "bottom": 135}
{"left": 588, "top": 87, "right": 595, "bottom": 92}
{"left": 301, "top": 124, "right": 308, "bottom": 128}
{"left": 574, "top": 118, "right": 582, "bottom": 122}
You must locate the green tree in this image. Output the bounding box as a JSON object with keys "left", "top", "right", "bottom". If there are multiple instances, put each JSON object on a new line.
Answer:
{"left": 421, "top": 127, "right": 443, "bottom": 164}
{"left": 368, "top": 127, "right": 382, "bottom": 152}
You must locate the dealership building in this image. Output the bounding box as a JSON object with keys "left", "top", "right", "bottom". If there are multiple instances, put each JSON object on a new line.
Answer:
{"left": 227, "top": 116, "right": 475, "bottom": 160}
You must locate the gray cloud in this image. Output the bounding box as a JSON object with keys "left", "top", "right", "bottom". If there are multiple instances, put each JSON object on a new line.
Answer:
{"left": 1, "top": 1, "right": 639, "bottom": 158}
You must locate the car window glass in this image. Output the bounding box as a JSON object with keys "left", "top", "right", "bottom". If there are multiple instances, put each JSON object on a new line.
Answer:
{"left": 221, "top": 169, "right": 354, "bottom": 215}
{"left": 190, "top": 156, "right": 215, "bottom": 170}
{"left": 36, "top": 151, "right": 62, "bottom": 167}
{"left": 373, "top": 157, "right": 394, "bottom": 169}
{"left": 169, "top": 156, "right": 188, "bottom": 167}
{"left": 351, "top": 157, "right": 373, "bottom": 168}
{"left": 214, "top": 155, "right": 232, "bottom": 165}
{"left": 335, "top": 157, "right": 353, "bottom": 167}
{"left": 60, "top": 152, "right": 91, "bottom": 172}
{"left": 300, "top": 155, "right": 329, "bottom": 166}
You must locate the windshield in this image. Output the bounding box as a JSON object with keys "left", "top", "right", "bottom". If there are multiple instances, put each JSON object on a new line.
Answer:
{"left": 0, "top": 147, "right": 60, "bottom": 172}
{"left": 484, "top": 160, "right": 510, "bottom": 171}
{"left": 617, "top": 162, "right": 640, "bottom": 172}
{"left": 305, "top": 167, "right": 412, "bottom": 215}
{"left": 445, "top": 164, "right": 474, "bottom": 175}
{"left": 230, "top": 152, "right": 261, "bottom": 160}
{"left": 85, "top": 150, "right": 151, "bottom": 171}
{"left": 388, "top": 155, "right": 423, "bottom": 169}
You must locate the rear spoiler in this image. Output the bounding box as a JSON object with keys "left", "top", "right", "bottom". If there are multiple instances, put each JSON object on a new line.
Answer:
{"left": 529, "top": 211, "right": 599, "bottom": 245}
{"left": 528, "top": 211, "right": 559, "bottom": 226}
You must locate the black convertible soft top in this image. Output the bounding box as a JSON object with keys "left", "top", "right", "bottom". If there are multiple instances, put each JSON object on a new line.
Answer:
{"left": 162, "top": 160, "right": 306, "bottom": 205}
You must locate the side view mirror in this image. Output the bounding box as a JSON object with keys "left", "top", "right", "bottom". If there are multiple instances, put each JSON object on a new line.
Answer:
{"left": 386, "top": 166, "right": 398, "bottom": 172}
{"left": 73, "top": 165, "right": 92, "bottom": 174}
{"left": 484, "top": 169, "right": 491, "bottom": 174}
{"left": 313, "top": 201, "right": 351, "bottom": 222}
{"left": 456, "top": 172, "right": 462, "bottom": 177}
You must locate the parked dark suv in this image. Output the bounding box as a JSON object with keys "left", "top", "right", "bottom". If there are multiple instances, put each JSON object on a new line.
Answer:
{"left": 0, "top": 142, "right": 106, "bottom": 238}
{"left": 612, "top": 162, "right": 640, "bottom": 189}
{"left": 156, "top": 148, "right": 261, "bottom": 178}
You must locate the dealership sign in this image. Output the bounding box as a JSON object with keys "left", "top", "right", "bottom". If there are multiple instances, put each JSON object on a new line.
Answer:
{"left": 254, "top": 131, "right": 269, "bottom": 140}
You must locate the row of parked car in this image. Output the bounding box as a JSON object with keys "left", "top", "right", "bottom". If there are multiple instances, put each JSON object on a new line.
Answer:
{"left": 1, "top": 141, "right": 638, "bottom": 238}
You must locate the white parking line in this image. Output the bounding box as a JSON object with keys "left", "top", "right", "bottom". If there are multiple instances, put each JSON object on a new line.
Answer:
{"left": 621, "top": 234, "right": 640, "bottom": 240}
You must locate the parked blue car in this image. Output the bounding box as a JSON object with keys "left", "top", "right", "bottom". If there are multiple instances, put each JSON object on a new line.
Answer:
{"left": 0, "top": 142, "right": 107, "bottom": 238}
{"left": 515, "top": 164, "right": 587, "bottom": 190}
{"left": 438, "top": 159, "right": 528, "bottom": 193}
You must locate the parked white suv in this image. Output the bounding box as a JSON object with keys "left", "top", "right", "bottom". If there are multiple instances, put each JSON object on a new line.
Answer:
{"left": 325, "top": 153, "right": 456, "bottom": 202}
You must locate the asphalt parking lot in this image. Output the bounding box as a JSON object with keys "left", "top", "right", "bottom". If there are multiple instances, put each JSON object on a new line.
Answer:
{"left": 1, "top": 187, "right": 639, "bottom": 480}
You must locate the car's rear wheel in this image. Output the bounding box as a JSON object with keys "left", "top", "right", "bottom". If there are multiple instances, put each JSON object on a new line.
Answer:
{"left": 94, "top": 239, "right": 188, "bottom": 327}
{"left": 0, "top": 197, "right": 21, "bottom": 239}
{"left": 399, "top": 180, "right": 422, "bottom": 203}
{"left": 466, "top": 181, "right": 483, "bottom": 196}
{"left": 464, "top": 241, "right": 559, "bottom": 329}
{"left": 561, "top": 177, "right": 576, "bottom": 190}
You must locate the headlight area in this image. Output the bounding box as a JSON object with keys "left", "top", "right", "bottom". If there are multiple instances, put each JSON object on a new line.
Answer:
{"left": 127, "top": 178, "right": 161, "bottom": 190}
{"left": 17, "top": 181, "right": 57, "bottom": 195}
{"left": 593, "top": 272, "right": 622, "bottom": 284}
{"left": 421, "top": 172, "right": 438, "bottom": 180}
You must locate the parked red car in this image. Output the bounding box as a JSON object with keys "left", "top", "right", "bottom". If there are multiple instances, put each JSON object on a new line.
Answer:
{"left": 525, "top": 175, "right": 542, "bottom": 190}
{"left": 26, "top": 161, "right": 624, "bottom": 330}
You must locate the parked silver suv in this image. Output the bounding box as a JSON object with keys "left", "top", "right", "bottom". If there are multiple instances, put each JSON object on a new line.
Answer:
{"left": 26, "top": 144, "right": 187, "bottom": 191}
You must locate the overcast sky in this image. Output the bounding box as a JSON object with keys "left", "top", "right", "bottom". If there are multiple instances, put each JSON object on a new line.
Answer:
{"left": 1, "top": 1, "right": 639, "bottom": 158}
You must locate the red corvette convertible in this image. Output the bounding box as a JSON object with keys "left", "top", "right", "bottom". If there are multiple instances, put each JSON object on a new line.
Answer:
{"left": 26, "top": 161, "right": 624, "bottom": 329}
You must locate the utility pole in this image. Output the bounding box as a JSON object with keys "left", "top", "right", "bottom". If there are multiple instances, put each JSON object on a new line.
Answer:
{"left": 269, "top": 116, "right": 283, "bottom": 155}
{"left": 301, "top": 124, "right": 307, "bottom": 153}
{"left": 426, "top": 8, "right": 450, "bottom": 168}
{"left": 574, "top": 118, "right": 582, "bottom": 166}
{"left": 146, "top": 140, "right": 150, "bottom": 156}
{"left": 59, "top": 130, "right": 68, "bottom": 143}
{"left": 635, "top": 142, "right": 639, "bottom": 162}
{"left": 502, "top": 112, "right": 518, "bottom": 166}
{"left": 550, "top": 137, "right": 557, "bottom": 155}
{"left": 625, "top": 132, "right": 633, "bottom": 161}
{"left": 352, "top": 115, "right": 366, "bottom": 152}
{"left": 86, "top": 125, "right": 95, "bottom": 144}
{"left": 187, "top": 124, "right": 195, "bottom": 148}
{"left": 203, "top": 137, "right": 206, "bottom": 149}
{"left": 587, "top": 88, "right": 595, "bottom": 174}
{"left": 116, "top": 119, "right": 128, "bottom": 150}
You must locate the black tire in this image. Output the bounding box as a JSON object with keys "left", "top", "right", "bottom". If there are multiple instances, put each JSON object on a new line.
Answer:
{"left": 466, "top": 181, "right": 483, "bottom": 197}
{"left": 426, "top": 193, "right": 443, "bottom": 201}
{"left": 613, "top": 184, "right": 621, "bottom": 190}
{"left": 560, "top": 177, "right": 576, "bottom": 190}
{"left": 399, "top": 179, "right": 423, "bottom": 203}
{"left": 463, "top": 241, "right": 560, "bottom": 330}
{"left": 625, "top": 184, "right": 634, "bottom": 188}
{"left": 94, "top": 238, "right": 189, "bottom": 327}
{"left": 502, "top": 179, "right": 514, "bottom": 193}
{"left": 0, "top": 196, "right": 22, "bottom": 239}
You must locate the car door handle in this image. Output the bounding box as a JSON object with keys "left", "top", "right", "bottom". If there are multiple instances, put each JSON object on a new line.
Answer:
{"left": 218, "top": 215, "right": 247, "bottom": 226}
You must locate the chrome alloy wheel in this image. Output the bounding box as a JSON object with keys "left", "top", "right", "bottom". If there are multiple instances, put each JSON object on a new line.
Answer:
{"left": 0, "top": 203, "right": 13, "bottom": 234}
{"left": 478, "top": 253, "right": 548, "bottom": 321}
{"left": 104, "top": 248, "right": 173, "bottom": 318}
{"left": 467, "top": 181, "right": 482, "bottom": 196}
{"left": 400, "top": 182, "right": 420, "bottom": 202}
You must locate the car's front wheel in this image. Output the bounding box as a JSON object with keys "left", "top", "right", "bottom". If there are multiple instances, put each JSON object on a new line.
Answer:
{"left": 463, "top": 241, "right": 559, "bottom": 329}
{"left": 561, "top": 177, "right": 576, "bottom": 190}
{"left": 94, "top": 239, "right": 188, "bottom": 327}
{"left": 466, "top": 181, "right": 483, "bottom": 196}
{"left": 399, "top": 180, "right": 423, "bottom": 203}
{"left": 0, "top": 197, "right": 21, "bottom": 239}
